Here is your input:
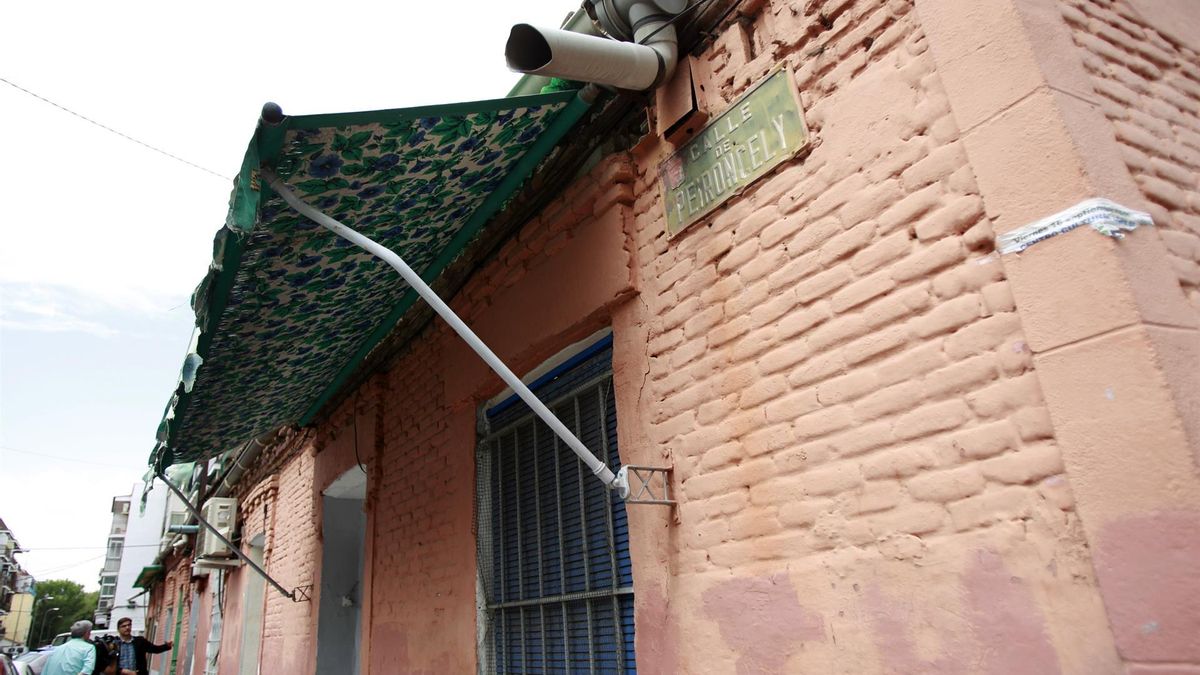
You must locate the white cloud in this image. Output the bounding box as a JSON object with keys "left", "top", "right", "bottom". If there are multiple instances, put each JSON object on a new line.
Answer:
{"left": 0, "top": 282, "right": 190, "bottom": 337}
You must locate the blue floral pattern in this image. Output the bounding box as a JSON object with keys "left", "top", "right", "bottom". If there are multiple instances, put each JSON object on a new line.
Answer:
{"left": 165, "top": 96, "right": 574, "bottom": 462}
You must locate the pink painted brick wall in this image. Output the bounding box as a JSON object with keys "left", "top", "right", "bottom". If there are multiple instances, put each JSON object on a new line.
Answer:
{"left": 361, "top": 160, "right": 636, "bottom": 672}
{"left": 364, "top": 335, "right": 479, "bottom": 675}
{"left": 1062, "top": 0, "right": 1200, "bottom": 317}
{"left": 258, "top": 449, "right": 319, "bottom": 675}
{"left": 625, "top": 0, "right": 1120, "bottom": 671}
{"left": 309, "top": 0, "right": 1127, "bottom": 671}
{"left": 213, "top": 453, "right": 320, "bottom": 675}
{"left": 164, "top": 0, "right": 1200, "bottom": 672}
{"left": 1056, "top": 2, "right": 1200, "bottom": 668}
{"left": 147, "top": 556, "right": 192, "bottom": 675}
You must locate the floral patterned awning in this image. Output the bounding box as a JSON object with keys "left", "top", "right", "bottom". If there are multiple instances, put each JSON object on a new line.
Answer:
{"left": 154, "top": 90, "right": 592, "bottom": 466}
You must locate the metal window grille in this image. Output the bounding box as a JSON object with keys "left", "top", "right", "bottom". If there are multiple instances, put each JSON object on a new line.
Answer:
{"left": 476, "top": 343, "right": 635, "bottom": 674}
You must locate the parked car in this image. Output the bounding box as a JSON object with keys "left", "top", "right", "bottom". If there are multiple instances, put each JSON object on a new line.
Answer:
{"left": 7, "top": 654, "right": 34, "bottom": 675}
{"left": 12, "top": 648, "right": 51, "bottom": 675}
{"left": 49, "top": 629, "right": 120, "bottom": 648}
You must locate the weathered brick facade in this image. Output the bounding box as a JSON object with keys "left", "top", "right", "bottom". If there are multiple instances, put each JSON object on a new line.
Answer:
{"left": 147, "top": 0, "right": 1199, "bottom": 672}
{"left": 1064, "top": 0, "right": 1200, "bottom": 317}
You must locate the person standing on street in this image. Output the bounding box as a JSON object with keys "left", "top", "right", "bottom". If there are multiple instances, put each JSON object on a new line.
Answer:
{"left": 41, "top": 620, "right": 96, "bottom": 675}
{"left": 113, "top": 617, "right": 172, "bottom": 675}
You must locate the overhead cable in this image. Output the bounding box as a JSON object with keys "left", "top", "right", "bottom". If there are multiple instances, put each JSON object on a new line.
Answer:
{"left": 0, "top": 75, "right": 231, "bottom": 181}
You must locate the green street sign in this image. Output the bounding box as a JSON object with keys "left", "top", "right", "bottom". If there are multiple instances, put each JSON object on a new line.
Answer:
{"left": 659, "top": 65, "right": 809, "bottom": 237}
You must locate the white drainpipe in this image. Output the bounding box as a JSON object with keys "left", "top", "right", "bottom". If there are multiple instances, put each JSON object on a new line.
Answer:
{"left": 505, "top": 0, "right": 685, "bottom": 91}
{"left": 204, "top": 571, "right": 222, "bottom": 675}
{"left": 263, "top": 171, "right": 629, "bottom": 497}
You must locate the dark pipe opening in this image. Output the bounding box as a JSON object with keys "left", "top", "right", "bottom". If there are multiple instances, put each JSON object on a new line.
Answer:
{"left": 506, "top": 24, "right": 552, "bottom": 71}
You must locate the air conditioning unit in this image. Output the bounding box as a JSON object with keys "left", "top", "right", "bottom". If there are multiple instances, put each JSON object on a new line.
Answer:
{"left": 197, "top": 498, "right": 237, "bottom": 558}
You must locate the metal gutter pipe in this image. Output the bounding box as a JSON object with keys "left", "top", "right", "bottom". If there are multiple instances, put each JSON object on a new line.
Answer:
{"left": 204, "top": 572, "right": 223, "bottom": 675}
{"left": 212, "top": 432, "right": 274, "bottom": 498}
{"left": 507, "top": 5, "right": 604, "bottom": 97}
{"left": 506, "top": 0, "right": 683, "bottom": 91}
{"left": 263, "top": 170, "right": 628, "bottom": 497}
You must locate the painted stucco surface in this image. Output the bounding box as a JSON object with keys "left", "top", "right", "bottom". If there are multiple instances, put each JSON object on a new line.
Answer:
{"left": 1060, "top": 0, "right": 1200, "bottom": 468}
{"left": 1064, "top": 0, "right": 1200, "bottom": 321}
{"left": 621, "top": 0, "right": 1117, "bottom": 671}
{"left": 917, "top": 0, "right": 1200, "bottom": 671}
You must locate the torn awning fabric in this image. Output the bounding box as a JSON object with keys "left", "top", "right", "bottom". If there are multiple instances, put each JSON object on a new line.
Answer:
{"left": 153, "top": 89, "right": 592, "bottom": 467}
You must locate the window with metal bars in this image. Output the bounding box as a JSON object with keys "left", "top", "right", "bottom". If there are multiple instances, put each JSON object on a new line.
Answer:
{"left": 476, "top": 337, "right": 635, "bottom": 674}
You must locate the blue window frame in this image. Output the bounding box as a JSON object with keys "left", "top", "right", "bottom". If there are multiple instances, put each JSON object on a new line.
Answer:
{"left": 477, "top": 336, "right": 635, "bottom": 673}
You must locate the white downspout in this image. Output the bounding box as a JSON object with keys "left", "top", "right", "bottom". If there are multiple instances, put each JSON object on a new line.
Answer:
{"left": 263, "top": 171, "right": 627, "bottom": 496}
{"left": 204, "top": 572, "right": 222, "bottom": 675}
{"left": 505, "top": 0, "right": 683, "bottom": 91}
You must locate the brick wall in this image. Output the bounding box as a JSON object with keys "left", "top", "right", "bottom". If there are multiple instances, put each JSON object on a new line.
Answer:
{"left": 207, "top": 447, "right": 319, "bottom": 675}
{"left": 1052, "top": 2, "right": 1200, "bottom": 670}
{"left": 258, "top": 448, "right": 319, "bottom": 675}
{"left": 191, "top": 0, "right": 1200, "bottom": 672}
{"left": 357, "top": 124, "right": 637, "bottom": 673}
{"left": 149, "top": 556, "right": 192, "bottom": 675}
{"left": 1062, "top": 0, "right": 1200, "bottom": 317}
{"left": 622, "top": 0, "right": 1120, "bottom": 671}
{"left": 364, "top": 335, "right": 479, "bottom": 675}
{"left": 319, "top": 0, "right": 1129, "bottom": 671}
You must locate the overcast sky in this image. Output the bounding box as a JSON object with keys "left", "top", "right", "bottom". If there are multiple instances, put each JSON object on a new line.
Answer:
{"left": 0, "top": 0, "right": 572, "bottom": 591}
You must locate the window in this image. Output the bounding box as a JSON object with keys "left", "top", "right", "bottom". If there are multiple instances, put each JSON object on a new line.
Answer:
{"left": 107, "top": 538, "right": 124, "bottom": 559}
{"left": 100, "top": 575, "right": 117, "bottom": 599}
{"left": 477, "top": 337, "right": 635, "bottom": 673}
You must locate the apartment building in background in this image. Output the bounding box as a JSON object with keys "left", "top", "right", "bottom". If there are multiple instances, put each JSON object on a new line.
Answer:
{"left": 0, "top": 518, "right": 34, "bottom": 651}
{"left": 94, "top": 483, "right": 170, "bottom": 631}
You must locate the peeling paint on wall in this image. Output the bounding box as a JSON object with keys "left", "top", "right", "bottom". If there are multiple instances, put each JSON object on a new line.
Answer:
{"left": 1095, "top": 511, "right": 1200, "bottom": 662}
{"left": 963, "top": 550, "right": 1061, "bottom": 675}
{"left": 702, "top": 573, "right": 824, "bottom": 674}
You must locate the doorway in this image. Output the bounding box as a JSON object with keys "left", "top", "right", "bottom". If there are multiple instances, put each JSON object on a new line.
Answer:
{"left": 315, "top": 468, "right": 367, "bottom": 675}
{"left": 238, "top": 535, "right": 266, "bottom": 675}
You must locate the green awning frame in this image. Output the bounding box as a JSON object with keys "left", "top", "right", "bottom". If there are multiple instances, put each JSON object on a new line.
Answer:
{"left": 154, "top": 89, "right": 594, "bottom": 467}
{"left": 133, "top": 565, "right": 164, "bottom": 590}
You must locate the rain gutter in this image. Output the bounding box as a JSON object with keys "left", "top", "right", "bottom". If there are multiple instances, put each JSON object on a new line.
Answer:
{"left": 212, "top": 432, "right": 275, "bottom": 498}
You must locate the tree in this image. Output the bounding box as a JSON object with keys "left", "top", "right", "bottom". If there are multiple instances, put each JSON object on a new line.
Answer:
{"left": 29, "top": 580, "right": 98, "bottom": 646}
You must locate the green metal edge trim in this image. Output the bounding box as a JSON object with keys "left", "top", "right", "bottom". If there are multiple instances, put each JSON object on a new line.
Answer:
{"left": 297, "top": 91, "right": 595, "bottom": 425}
{"left": 161, "top": 119, "right": 289, "bottom": 458}
{"left": 288, "top": 90, "right": 577, "bottom": 130}
{"left": 132, "top": 565, "right": 164, "bottom": 590}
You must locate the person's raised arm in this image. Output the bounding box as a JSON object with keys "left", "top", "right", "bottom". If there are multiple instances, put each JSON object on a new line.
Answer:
{"left": 148, "top": 638, "right": 173, "bottom": 654}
